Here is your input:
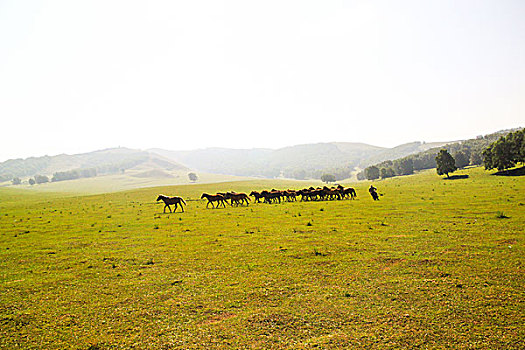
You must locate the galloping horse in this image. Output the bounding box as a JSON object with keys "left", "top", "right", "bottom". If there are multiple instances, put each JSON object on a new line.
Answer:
{"left": 226, "top": 192, "right": 250, "bottom": 206}
{"left": 201, "top": 193, "right": 228, "bottom": 208}
{"left": 157, "top": 195, "right": 186, "bottom": 213}
{"left": 336, "top": 185, "right": 356, "bottom": 200}
{"left": 344, "top": 187, "right": 357, "bottom": 199}
{"left": 261, "top": 190, "right": 282, "bottom": 204}
{"left": 249, "top": 191, "right": 264, "bottom": 203}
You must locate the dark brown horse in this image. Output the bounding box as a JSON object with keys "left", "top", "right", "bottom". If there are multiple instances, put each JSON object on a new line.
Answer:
{"left": 225, "top": 192, "right": 250, "bottom": 206}
{"left": 201, "top": 193, "right": 227, "bottom": 208}
{"left": 249, "top": 191, "right": 264, "bottom": 203}
{"left": 282, "top": 190, "right": 297, "bottom": 202}
{"left": 261, "top": 190, "right": 282, "bottom": 204}
{"left": 344, "top": 187, "right": 357, "bottom": 199}
{"left": 157, "top": 195, "right": 186, "bottom": 213}
{"left": 336, "top": 185, "right": 356, "bottom": 199}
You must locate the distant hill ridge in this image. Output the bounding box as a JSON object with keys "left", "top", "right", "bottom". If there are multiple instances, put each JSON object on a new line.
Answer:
{"left": 9, "top": 130, "right": 518, "bottom": 184}
{"left": 149, "top": 140, "right": 447, "bottom": 180}
{"left": 0, "top": 148, "right": 187, "bottom": 182}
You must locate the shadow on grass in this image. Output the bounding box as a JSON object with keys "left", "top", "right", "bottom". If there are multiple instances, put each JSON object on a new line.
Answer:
{"left": 493, "top": 166, "right": 525, "bottom": 177}
{"left": 444, "top": 174, "right": 469, "bottom": 180}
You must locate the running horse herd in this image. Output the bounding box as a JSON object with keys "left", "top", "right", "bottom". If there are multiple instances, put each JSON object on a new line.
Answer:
{"left": 157, "top": 185, "right": 359, "bottom": 212}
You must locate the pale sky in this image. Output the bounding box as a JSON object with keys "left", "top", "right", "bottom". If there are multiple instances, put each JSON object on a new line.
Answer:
{"left": 0, "top": 0, "right": 523, "bottom": 161}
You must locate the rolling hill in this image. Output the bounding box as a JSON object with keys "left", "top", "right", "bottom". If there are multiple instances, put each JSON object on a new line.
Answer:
{"left": 149, "top": 141, "right": 447, "bottom": 180}
{"left": 1, "top": 140, "right": 449, "bottom": 186}
{"left": 0, "top": 148, "right": 188, "bottom": 182}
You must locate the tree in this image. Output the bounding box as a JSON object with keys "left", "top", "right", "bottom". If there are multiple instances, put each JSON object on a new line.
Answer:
{"left": 454, "top": 151, "right": 469, "bottom": 169}
{"left": 28, "top": 178, "right": 35, "bottom": 186}
{"left": 469, "top": 152, "right": 483, "bottom": 166}
{"left": 482, "top": 145, "right": 494, "bottom": 170}
{"left": 508, "top": 129, "right": 524, "bottom": 163}
{"left": 393, "top": 158, "right": 414, "bottom": 176}
{"left": 435, "top": 149, "right": 457, "bottom": 178}
{"left": 321, "top": 174, "right": 336, "bottom": 183}
{"left": 188, "top": 172, "right": 198, "bottom": 182}
{"left": 364, "top": 166, "right": 380, "bottom": 180}
{"left": 292, "top": 169, "right": 306, "bottom": 180}
{"left": 483, "top": 130, "right": 524, "bottom": 171}
{"left": 34, "top": 175, "right": 49, "bottom": 184}
{"left": 491, "top": 138, "right": 515, "bottom": 171}
{"left": 380, "top": 167, "right": 395, "bottom": 179}
{"left": 12, "top": 177, "right": 21, "bottom": 185}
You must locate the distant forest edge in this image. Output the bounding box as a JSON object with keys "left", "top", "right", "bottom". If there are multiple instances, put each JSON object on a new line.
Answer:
{"left": 357, "top": 128, "right": 523, "bottom": 181}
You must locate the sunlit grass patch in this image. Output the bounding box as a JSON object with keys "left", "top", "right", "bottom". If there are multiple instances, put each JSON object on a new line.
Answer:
{"left": 0, "top": 167, "right": 523, "bottom": 348}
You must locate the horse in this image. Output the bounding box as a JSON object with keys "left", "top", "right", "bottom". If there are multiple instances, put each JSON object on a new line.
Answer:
{"left": 297, "top": 189, "right": 315, "bottom": 201}
{"left": 336, "top": 185, "right": 356, "bottom": 200}
{"left": 249, "top": 191, "right": 264, "bottom": 203}
{"left": 344, "top": 187, "right": 357, "bottom": 199}
{"left": 156, "top": 195, "right": 186, "bottom": 213}
{"left": 261, "top": 190, "right": 282, "bottom": 204}
{"left": 323, "top": 186, "right": 342, "bottom": 200}
{"left": 226, "top": 192, "right": 250, "bottom": 206}
{"left": 201, "top": 193, "right": 228, "bottom": 208}
{"left": 283, "top": 190, "right": 297, "bottom": 202}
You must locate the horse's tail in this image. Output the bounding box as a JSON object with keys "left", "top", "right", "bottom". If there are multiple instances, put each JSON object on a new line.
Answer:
{"left": 181, "top": 198, "right": 187, "bottom": 205}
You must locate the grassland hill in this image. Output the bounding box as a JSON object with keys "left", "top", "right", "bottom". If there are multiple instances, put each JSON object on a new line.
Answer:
{"left": 0, "top": 148, "right": 188, "bottom": 182}
{"left": 150, "top": 141, "right": 446, "bottom": 179}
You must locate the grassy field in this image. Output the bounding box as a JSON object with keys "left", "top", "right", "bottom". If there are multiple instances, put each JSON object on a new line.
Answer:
{"left": 1, "top": 169, "right": 252, "bottom": 195}
{"left": 0, "top": 167, "right": 523, "bottom": 349}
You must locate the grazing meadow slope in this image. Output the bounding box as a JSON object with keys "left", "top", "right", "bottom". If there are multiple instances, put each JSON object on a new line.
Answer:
{"left": 0, "top": 167, "right": 523, "bottom": 348}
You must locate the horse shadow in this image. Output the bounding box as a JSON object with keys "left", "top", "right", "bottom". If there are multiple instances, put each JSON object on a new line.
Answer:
{"left": 493, "top": 166, "right": 525, "bottom": 177}
{"left": 444, "top": 174, "right": 469, "bottom": 180}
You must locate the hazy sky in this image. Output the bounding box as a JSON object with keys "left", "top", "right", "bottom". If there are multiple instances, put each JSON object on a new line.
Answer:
{"left": 0, "top": 0, "right": 523, "bottom": 161}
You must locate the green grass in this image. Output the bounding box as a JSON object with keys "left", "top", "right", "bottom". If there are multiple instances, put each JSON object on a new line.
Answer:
{"left": 0, "top": 168, "right": 523, "bottom": 349}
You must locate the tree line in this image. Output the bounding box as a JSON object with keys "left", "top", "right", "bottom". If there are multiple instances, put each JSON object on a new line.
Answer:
{"left": 7, "top": 156, "right": 149, "bottom": 186}
{"left": 482, "top": 129, "right": 524, "bottom": 171}
{"left": 358, "top": 128, "right": 523, "bottom": 180}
